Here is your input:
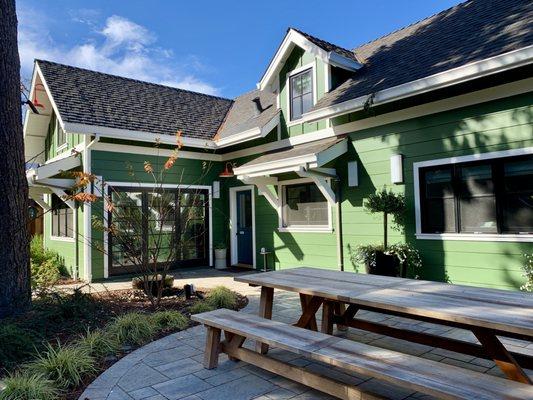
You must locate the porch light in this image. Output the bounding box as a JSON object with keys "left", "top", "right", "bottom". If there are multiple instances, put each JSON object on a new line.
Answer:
{"left": 219, "top": 162, "right": 235, "bottom": 178}
{"left": 390, "top": 154, "right": 404, "bottom": 184}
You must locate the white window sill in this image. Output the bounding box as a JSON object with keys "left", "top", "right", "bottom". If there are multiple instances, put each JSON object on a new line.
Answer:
{"left": 286, "top": 119, "right": 304, "bottom": 128}
{"left": 278, "top": 226, "right": 332, "bottom": 233}
{"left": 50, "top": 235, "right": 75, "bottom": 242}
{"left": 416, "top": 233, "right": 533, "bottom": 243}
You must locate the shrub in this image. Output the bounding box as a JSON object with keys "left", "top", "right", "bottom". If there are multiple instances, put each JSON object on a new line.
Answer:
{"left": 30, "top": 235, "right": 68, "bottom": 289}
{"left": 107, "top": 312, "right": 156, "bottom": 345}
{"left": 0, "top": 323, "right": 38, "bottom": 369}
{"left": 206, "top": 286, "right": 237, "bottom": 309}
{"left": 189, "top": 301, "right": 215, "bottom": 314}
{"left": 27, "top": 343, "right": 97, "bottom": 389}
{"left": 521, "top": 253, "right": 533, "bottom": 292}
{"left": 77, "top": 328, "right": 120, "bottom": 359}
{"left": 0, "top": 372, "right": 60, "bottom": 400}
{"left": 151, "top": 310, "right": 188, "bottom": 331}
{"left": 132, "top": 274, "right": 174, "bottom": 290}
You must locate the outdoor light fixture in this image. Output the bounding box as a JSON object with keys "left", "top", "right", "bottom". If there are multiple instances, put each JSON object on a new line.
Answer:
{"left": 212, "top": 181, "right": 220, "bottom": 199}
{"left": 390, "top": 154, "right": 404, "bottom": 184}
{"left": 219, "top": 162, "right": 235, "bottom": 178}
{"left": 348, "top": 161, "right": 358, "bottom": 187}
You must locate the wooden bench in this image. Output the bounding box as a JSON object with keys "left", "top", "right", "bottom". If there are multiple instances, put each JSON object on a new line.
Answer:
{"left": 192, "top": 309, "right": 533, "bottom": 400}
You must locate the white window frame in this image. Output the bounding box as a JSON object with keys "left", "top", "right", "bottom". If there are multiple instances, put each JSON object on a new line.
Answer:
{"left": 278, "top": 177, "right": 332, "bottom": 233}
{"left": 55, "top": 119, "right": 68, "bottom": 152}
{"left": 49, "top": 193, "right": 75, "bottom": 242}
{"left": 229, "top": 186, "right": 256, "bottom": 268}
{"left": 286, "top": 61, "right": 318, "bottom": 126}
{"left": 413, "top": 147, "right": 533, "bottom": 242}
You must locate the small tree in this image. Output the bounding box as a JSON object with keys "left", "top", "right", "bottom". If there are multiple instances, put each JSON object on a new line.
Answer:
{"left": 364, "top": 187, "right": 405, "bottom": 249}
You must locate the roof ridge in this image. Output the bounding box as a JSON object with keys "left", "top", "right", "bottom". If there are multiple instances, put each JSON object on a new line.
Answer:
{"left": 352, "top": 0, "right": 471, "bottom": 51}
{"left": 289, "top": 27, "right": 357, "bottom": 57}
{"left": 35, "top": 59, "right": 233, "bottom": 102}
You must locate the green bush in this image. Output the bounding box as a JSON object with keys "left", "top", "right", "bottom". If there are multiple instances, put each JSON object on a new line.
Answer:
{"left": 0, "top": 323, "right": 38, "bottom": 369}
{"left": 206, "top": 286, "right": 237, "bottom": 309}
{"left": 30, "top": 235, "right": 68, "bottom": 289}
{"left": 107, "top": 312, "right": 156, "bottom": 345}
{"left": 0, "top": 372, "right": 60, "bottom": 400}
{"left": 151, "top": 310, "right": 188, "bottom": 331}
{"left": 27, "top": 343, "right": 96, "bottom": 389}
{"left": 189, "top": 301, "right": 215, "bottom": 314}
{"left": 521, "top": 253, "right": 533, "bottom": 292}
{"left": 77, "top": 328, "right": 120, "bottom": 359}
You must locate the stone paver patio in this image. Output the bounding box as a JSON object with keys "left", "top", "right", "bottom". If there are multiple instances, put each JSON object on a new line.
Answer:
{"left": 80, "top": 271, "right": 533, "bottom": 400}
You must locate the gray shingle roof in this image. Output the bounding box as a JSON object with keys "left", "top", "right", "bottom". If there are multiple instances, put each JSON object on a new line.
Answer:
{"left": 37, "top": 60, "right": 233, "bottom": 139}
{"left": 216, "top": 89, "right": 279, "bottom": 140}
{"left": 291, "top": 28, "right": 361, "bottom": 63}
{"left": 311, "top": 0, "right": 533, "bottom": 111}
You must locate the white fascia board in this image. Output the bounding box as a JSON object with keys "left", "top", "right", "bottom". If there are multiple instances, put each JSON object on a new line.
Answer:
{"left": 258, "top": 29, "right": 361, "bottom": 91}
{"left": 233, "top": 153, "right": 317, "bottom": 176}
{"left": 33, "top": 154, "right": 81, "bottom": 181}
{"left": 64, "top": 122, "right": 216, "bottom": 149}
{"left": 302, "top": 45, "right": 533, "bottom": 122}
{"left": 34, "top": 63, "right": 65, "bottom": 129}
{"left": 217, "top": 112, "right": 281, "bottom": 147}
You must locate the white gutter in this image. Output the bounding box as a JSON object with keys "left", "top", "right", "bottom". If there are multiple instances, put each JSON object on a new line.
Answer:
{"left": 302, "top": 45, "right": 533, "bottom": 123}
{"left": 215, "top": 114, "right": 280, "bottom": 147}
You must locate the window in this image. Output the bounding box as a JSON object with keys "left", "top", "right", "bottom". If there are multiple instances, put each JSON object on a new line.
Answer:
{"left": 420, "top": 155, "right": 533, "bottom": 235}
{"left": 289, "top": 68, "right": 313, "bottom": 120}
{"left": 282, "top": 182, "right": 328, "bottom": 228}
{"left": 55, "top": 119, "right": 66, "bottom": 150}
{"left": 51, "top": 194, "right": 74, "bottom": 238}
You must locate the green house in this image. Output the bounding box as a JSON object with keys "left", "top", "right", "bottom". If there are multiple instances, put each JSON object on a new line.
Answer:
{"left": 24, "top": 0, "right": 532, "bottom": 289}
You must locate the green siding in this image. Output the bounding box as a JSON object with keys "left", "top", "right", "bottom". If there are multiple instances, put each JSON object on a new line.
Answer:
{"left": 44, "top": 113, "right": 84, "bottom": 161}
{"left": 89, "top": 150, "right": 227, "bottom": 280}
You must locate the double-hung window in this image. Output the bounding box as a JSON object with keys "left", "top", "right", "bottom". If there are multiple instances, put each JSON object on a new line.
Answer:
{"left": 419, "top": 154, "right": 533, "bottom": 235}
{"left": 289, "top": 68, "right": 313, "bottom": 121}
{"left": 51, "top": 194, "right": 74, "bottom": 238}
{"left": 282, "top": 182, "right": 329, "bottom": 229}
{"left": 55, "top": 119, "right": 67, "bottom": 151}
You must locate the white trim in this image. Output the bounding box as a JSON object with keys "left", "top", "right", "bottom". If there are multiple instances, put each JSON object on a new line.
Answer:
{"left": 229, "top": 186, "right": 256, "bottom": 268}
{"left": 34, "top": 63, "right": 65, "bottom": 129}
{"left": 413, "top": 146, "right": 533, "bottom": 242}
{"left": 83, "top": 137, "right": 92, "bottom": 282}
{"left": 90, "top": 141, "right": 222, "bottom": 161}
{"left": 285, "top": 62, "right": 317, "bottom": 126}
{"left": 258, "top": 28, "right": 361, "bottom": 91}
{"left": 50, "top": 235, "right": 75, "bottom": 243}
{"left": 45, "top": 144, "right": 85, "bottom": 164}
{"left": 278, "top": 177, "right": 333, "bottom": 232}
{"left": 104, "top": 181, "right": 214, "bottom": 269}
{"left": 324, "top": 63, "right": 332, "bottom": 93}
{"left": 302, "top": 45, "right": 533, "bottom": 122}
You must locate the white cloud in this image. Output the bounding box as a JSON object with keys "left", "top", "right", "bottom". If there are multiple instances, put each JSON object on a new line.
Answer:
{"left": 17, "top": 7, "right": 220, "bottom": 95}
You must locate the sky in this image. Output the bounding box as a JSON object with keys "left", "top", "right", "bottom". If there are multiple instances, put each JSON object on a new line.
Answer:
{"left": 17, "top": 0, "right": 462, "bottom": 99}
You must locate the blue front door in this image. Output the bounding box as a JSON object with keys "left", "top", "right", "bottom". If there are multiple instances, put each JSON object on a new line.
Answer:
{"left": 236, "top": 190, "right": 253, "bottom": 265}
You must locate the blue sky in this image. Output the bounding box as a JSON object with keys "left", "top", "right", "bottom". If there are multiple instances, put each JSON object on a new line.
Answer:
{"left": 17, "top": 0, "right": 461, "bottom": 99}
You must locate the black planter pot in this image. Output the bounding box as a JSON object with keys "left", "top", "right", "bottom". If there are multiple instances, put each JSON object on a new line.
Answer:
{"left": 366, "top": 251, "right": 400, "bottom": 277}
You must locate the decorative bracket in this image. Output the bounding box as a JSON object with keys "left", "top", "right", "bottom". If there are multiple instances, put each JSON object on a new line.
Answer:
{"left": 238, "top": 175, "right": 280, "bottom": 209}
{"left": 297, "top": 167, "right": 337, "bottom": 204}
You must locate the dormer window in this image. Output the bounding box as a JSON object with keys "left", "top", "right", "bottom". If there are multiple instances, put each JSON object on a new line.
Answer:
{"left": 289, "top": 68, "right": 313, "bottom": 120}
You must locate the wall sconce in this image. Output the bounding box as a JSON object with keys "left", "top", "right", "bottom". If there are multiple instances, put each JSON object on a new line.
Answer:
{"left": 212, "top": 181, "right": 220, "bottom": 199}
{"left": 390, "top": 154, "right": 403, "bottom": 184}
{"left": 348, "top": 161, "right": 358, "bottom": 187}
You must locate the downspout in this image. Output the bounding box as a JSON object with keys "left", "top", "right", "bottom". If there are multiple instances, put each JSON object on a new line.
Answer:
{"left": 335, "top": 180, "right": 344, "bottom": 271}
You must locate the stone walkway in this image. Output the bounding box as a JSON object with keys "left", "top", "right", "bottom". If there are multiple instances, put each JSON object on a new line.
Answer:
{"left": 80, "top": 275, "right": 533, "bottom": 400}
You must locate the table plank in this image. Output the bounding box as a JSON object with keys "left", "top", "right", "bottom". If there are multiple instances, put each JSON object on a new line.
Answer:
{"left": 235, "top": 269, "right": 533, "bottom": 337}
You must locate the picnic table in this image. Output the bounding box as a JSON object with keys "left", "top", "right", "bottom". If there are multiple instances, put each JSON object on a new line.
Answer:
{"left": 235, "top": 267, "right": 533, "bottom": 384}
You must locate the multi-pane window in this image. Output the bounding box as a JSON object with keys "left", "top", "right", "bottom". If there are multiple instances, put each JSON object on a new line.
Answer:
{"left": 282, "top": 182, "right": 328, "bottom": 227}
{"left": 289, "top": 68, "right": 313, "bottom": 120}
{"left": 56, "top": 119, "right": 66, "bottom": 149}
{"left": 420, "top": 155, "right": 533, "bottom": 234}
{"left": 51, "top": 194, "right": 74, "bottom": 238}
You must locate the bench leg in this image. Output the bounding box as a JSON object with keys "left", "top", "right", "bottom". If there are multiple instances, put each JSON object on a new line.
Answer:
{"left": 321, "top": 301, "right": 334, "bottom": 335}
{"left": 225, "top": 331, "right": 246, "bottom": 361}
{"left": 204, "top": 326, "right": 221, "bottom": 369}
{"left": 256, "top": 286, "right": 274, "bottom": 354}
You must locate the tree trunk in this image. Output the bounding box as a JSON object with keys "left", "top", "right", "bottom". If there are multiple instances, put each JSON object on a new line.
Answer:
{"left": 383, "top": 212, "right": 388, "bottom": 250}
{"left": 0, "top": 0, "right": 31, "bottom": 317}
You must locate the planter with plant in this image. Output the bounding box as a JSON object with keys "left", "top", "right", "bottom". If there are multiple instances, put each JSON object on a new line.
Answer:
{"left": 214, "top": 242, "right": 227, "bottom": 270}
{"left": 354, "top": 188, "right": 421, "bottom": 277}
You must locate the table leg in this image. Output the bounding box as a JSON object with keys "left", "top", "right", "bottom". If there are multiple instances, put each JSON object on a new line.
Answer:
{"left": 297, "top": 294, "right": 322, "bottom": 331}
{"left": 472, "top": 328, "right": 532, "bottom": 384}
{"left": 321, "top": 301, "right": 334, "bottom": 334}
{"left": 256, "top": 286, "right": 274, "bottom": 354}
{"left": 334, "top": 302, "right": 348, "bottom": 332}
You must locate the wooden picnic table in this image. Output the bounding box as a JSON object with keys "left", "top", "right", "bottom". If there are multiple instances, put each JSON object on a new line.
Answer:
{"left": 235, "top": 267, "right": 533, "bottom": 384}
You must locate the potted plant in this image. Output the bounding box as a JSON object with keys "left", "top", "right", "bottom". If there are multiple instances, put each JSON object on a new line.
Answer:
{"left": 356, "top": 188, "right": 406, "bottom": 276}
{"left": 214, "top": 242, "right": 227, "bottom": 270}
